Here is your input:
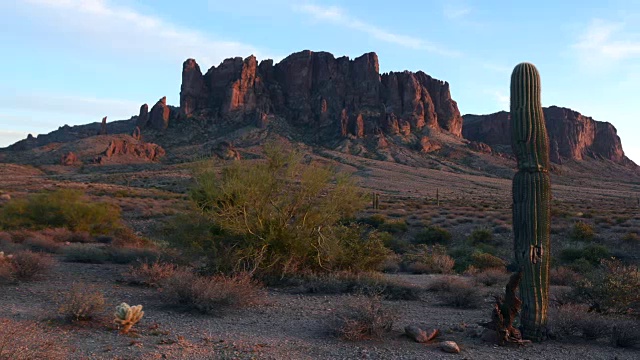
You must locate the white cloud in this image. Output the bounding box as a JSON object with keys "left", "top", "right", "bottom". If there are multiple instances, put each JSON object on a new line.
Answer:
{"left": 572, "top": 19, "right": 640, "bottom": 70}
{"left": 19, "top": 0, "right": 274, "bottom": 68}
{"left": 482, "top": 90, "right": 509, "bottom": 111}
{"left": 443, "top": 2, "right": 472, "bottom": 20}
{"left": 293, "top": 3, "right": 461, "bottom": 57}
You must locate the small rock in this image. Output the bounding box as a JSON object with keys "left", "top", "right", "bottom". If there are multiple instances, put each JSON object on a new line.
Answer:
{"left": 440, "top": 341, "right": 460, "bottom": 354}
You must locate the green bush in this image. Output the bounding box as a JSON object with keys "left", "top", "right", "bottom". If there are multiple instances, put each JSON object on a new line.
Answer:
{"left": 182, "top": 143, "right": 386, "bottom": 277}
{"left": 467, "top": 227, "right": 494, "bottom": 246}
{"left": 560, "top": 245, "right": 610, "bottom": 267}
{"left": 378, "top": 220, "right": 409, "bottom": 234}
{"left": 413, "top": 226, "right": 452, "bottom": 245}
{"left": 359, "top": 214, "right": 386, "bottom": 228}
{"left": 470, "top": 252, "right": 506, "bottom": 270}
{"left": 570, "top": 221, "right": 595, "bottom": 242}
{"left": 0, "top": 189, "right": 121, "bottom": 235}
{"left": 571, "top": 259, "right": 639, "bottom": 314}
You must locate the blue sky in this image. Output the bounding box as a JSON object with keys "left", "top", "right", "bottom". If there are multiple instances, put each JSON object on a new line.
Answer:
{"left": 1, "top": 0, "right": 640, "bottom": 163}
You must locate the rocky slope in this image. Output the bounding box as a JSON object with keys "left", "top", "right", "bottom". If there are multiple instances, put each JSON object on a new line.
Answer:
{"left": 463, "top": 106, "right": 635, "bottom": 166}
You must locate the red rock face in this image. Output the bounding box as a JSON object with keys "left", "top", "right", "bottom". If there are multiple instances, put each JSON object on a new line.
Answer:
{"left": 60, "top": 152, "right": 81, "bottom": 166}
{"left": 149, "top": 97, "right": 170, "bottom": 130}
{"left": 180, "top": 59, "right": 206, "bottom": 118}
{"left": 178, "top": 50, "right": 463, "bottom": 139}
{"left": 462, "top": 106, "right": 633, "bottom": 165}
{"left": 137, "top": 104, "right": 149, "bottom": 128}
{"left": 101, "top": 139, "right": 165, "bottom": 162}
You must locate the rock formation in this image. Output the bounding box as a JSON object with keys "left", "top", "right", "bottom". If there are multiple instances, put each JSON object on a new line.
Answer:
{"left": 212, "top": 141, "right": 241, "bottom": 160}
{"left": 178, "top": 50, "right": 463, "bottom": 140}
{"left": 132, "top": 126, "right": 142, "bottom": 141}
{"left": 60, "top": 152, "right": 81, "bottom": 166}
{"left": 137, "top": 104, "right": 149, "bottom": 128}
{"left": 98, "top": 116, "right": 107, "bottom": 135}
{"left": 463, "top": 106, "right": 634, "bottom": 165}
{"left": 95, "top": 138, "right": 165, "bottom": 164}
{"left": 148, "top": 97, "right": 171, "bottom": 131}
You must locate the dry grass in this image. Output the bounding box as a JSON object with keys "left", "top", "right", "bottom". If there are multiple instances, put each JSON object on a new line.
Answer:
{"left": 162, "top": 270, "right": 266, "bottom": 315}
{"left": 57, "top": 282, "right": 106, "bottom": 322}
{"left": 427, "top": 276, "right": 483, "bottom": 308}
{"left": 9, "top": 251, "right": 53, "bottom": 281}
{"left": 472, "top": 267, "right": 510, "bottom": 286}
{"left": 332, "top": 295, "right": 395, "bottom": 341}
{"left": 0, "top": 318, "right": 68, "bottom": 360}
{"left": 126, "top": 261, "right": 179, "bottom": 288}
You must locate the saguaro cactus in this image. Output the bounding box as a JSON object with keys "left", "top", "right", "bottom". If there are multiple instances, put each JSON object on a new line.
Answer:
{"left": 510, "top": 62, "right": 551, "bottom": 341}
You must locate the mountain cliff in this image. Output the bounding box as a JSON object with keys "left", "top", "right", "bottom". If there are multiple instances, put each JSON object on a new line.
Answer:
{"left": 463, "top": 106, "right": 634, "bottom": 166}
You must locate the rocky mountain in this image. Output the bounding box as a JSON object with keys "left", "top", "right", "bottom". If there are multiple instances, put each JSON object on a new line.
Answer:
{"left": 175, "top": 50, "right": 463, "bottom": 141}
{"left": 463, "top": 106, "right": 635, "bottom": 166}
{"left": 1, "top": 50, "right": 636, "bottom": 171}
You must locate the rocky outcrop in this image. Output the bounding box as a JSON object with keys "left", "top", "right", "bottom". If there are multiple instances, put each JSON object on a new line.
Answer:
{"left": 468, "top": 141, "right": 492, "bottom": 154}
{"left": 95, "top": 138, "right": 165, "bottom": 164}
{"left": 60, "top": 152, "right": 81, "bottom": 166}
{"left": 137, "top": 104, "right": 149, "bottom": 128}
{"left": 148, "top": 97, "right": 170, "bottom": 130}
{"left": 98, "top": 116, "right": 107, "bottom": 135}
{"left": 180, "top": 59, "right": 206, "bottom": 118}
{"left": 177, "top": 50, "right": 463, "bottom": 140}
{"left": 463, "top": 106, "right": 634, "bottom": 165}
{"left": 132, "top": 126, "right": 141, "bottom": 141}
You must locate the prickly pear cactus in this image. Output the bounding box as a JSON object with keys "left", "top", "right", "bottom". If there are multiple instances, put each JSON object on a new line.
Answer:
{"left": 510, "top": 62, "right": 551, "bottom": 342}
{"left": 114, "top": 302, "right": 144, "bottom": 334}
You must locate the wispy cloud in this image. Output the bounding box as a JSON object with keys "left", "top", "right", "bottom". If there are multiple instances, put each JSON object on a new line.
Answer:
{"left": 443, "top": 2, "right": 472, "bottom": 20}
{"left": 20, "top": 0, "right": 273, "bottom": 68}
{"left": 572, "top": 19, "right": 640, "bottom": 71}
{"left": 482, "top": 90, "right": 509, "bottom": 111}
{"left": 293, "top": 3, "right": 461, "bottom": 57}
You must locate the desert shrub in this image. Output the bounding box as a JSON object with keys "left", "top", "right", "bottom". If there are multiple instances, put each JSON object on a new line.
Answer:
{"left": 427, "top": 275, "right": 470, "bottom": 292}
{"left": 127, "top": 261, "right": 179, "bottom": 288}
{"left": 359, "top": 214, "right": 386, "bottom": 228}
{"left": 10, "top": 251, "right": 53, "bottom": 281}
{"left": 0, "top": 318, "right": 68, "bottom": 360}
{"left": 332, "top": 295, "right": 395, "bottom": 341}
{"left": 379, "top": 254, "right": 401, "bottom": 273}
{"left": 297, "top": 271, "right": 422, "bottom": 300}
{"left": 162, "top": 270, "right": 265, "bottom": 315}
{"left": 622, "top": 232, "right": 639, "bottom": 243}
{"left": 63, "top": 245, "right": 109, "bottom": 264}
{"left": 611, "top": 320, "right": 640, "bottom": 348}
{"left": 413, "top": 226, "right": 452, "bottom": 245}
{"left": 550, "top": 266, "right": 582, "bottom": 286}
{"left": 549, "top": 304, "right": 612, "bottom": 340}
{"left": 23, "top": 235, "right": 60, "bottom": 253}
{"left": 0, "top": 254, "right": 15, "bottom": 285}
{"left": 473, "top": 267, "right": 510, "bottom": 286}
{"left": 470, "top": 252, "right": 506, "bottom": 270}
{"left": 57, "top": 283, "right": 106, "bottom": 322}
{"left": 110, "top": 227, "right": 152, "bottom": 248}
{"left": 0, "top": 189, "right": 121, "bottom": 235}
{"left": 572, "top": 259, "right": 640, "bottom": 314}
{"left": 39, "top": 228, "right": 74, "bottom": 242}
{"left": 182, "top": 143, "right": 387, "bottom": 277}
{"left": 381, "top": 232, "right": 412, "bottom": 254}
{"left": 560, "top": 245, "right": 610, "bottom": 268}
{"left": 467, "top": 227, "right": 495, "bottom": 246}
{"left": 436, "top": 278, "right": 483, "bottom": 309}
{"left": 402, "top": 245, "right": 455, "bottom": 274}
{"left": 378, "top": 220, "right": 409, "bottom": 234}
{"left": 570, "top": 221, "right": 595, "bottom": 242}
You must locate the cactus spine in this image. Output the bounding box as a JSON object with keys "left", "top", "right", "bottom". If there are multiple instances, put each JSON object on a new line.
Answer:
{"left": 510, "top": 62, "right": 551, "bottom": 341}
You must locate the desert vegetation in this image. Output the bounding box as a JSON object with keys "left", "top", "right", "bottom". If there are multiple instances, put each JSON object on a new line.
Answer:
{"left": 0, "top": 118, "right": 638, "bottom": 357}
